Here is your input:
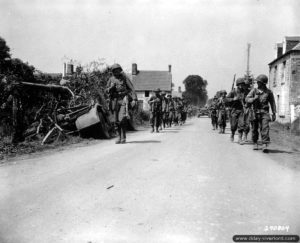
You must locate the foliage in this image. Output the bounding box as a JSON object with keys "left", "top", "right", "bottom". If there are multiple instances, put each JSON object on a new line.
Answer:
{"left": 182, "top": 75, "right": 208, "bottom": 106}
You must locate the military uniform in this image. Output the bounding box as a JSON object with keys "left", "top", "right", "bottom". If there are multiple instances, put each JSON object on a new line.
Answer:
{"left": 217, "top": 90, "right": 227, "bottom": 133}
{"left": 168, "top": 95, "right": 175, "bottom": 127}
{"left": 148, "top": 89, "right": 162, "bottom": 133}
{"left": 225, "top": 78, "right": 248, "bottom": 143}
{"left": 242, "top": 81, "right": 253, "bottom": 142}
{"left": 175, "top": 97, "right": 184, "bottom": 125}
{"left": 161, "top": 92, "right": 169, "bottom": 128}
{"left": 181, "top": 99, "right": 188, "bottom": 124}
{"left": 245, "top": 74, "right": 276, "bottom": 151}
{"left": 209, "top": 97, "right": 218, "bottom": 130}
{"left": 107, "top": 64, "right": 137, "bottom": 144}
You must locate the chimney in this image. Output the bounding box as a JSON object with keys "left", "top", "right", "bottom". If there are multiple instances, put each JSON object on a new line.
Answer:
{"left": 63, "top": 63, "right": 66, "bottom": 77}
{"left": 178, "top": 86, "right": 182, "bottom": 93}
{"left": 168, "top": 65, "right": 172, "bottom": 73}
{"left": 132, "top": 63, "right": 138, "bottom": 75}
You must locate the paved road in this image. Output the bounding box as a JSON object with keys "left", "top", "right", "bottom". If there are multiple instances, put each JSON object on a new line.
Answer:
{"left": 0, "top": 118, "right": 299, "bottom": 243}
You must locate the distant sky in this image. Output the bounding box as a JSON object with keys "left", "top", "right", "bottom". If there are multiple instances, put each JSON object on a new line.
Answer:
{"left": 1, "top": 0, "right": 300, "bottom": 97}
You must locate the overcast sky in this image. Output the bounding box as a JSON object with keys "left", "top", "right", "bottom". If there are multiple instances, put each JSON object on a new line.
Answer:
{"left": 1, "top": 0, "right": 300, "bottom": 97}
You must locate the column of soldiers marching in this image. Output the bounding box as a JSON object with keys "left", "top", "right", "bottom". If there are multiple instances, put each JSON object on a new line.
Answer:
{"left": 148, "top": 88, "right": 188, "bottom": 133}
{"left": 208, "top": 74, "right": 276, "bottom": 153}
{"left": 106, "top": 64, "right": 189, "bottom": 145}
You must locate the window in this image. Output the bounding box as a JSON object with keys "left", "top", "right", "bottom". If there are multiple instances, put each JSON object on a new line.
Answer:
{"left": 281, "top": 61, "right": 286, "bottom": 84}
{"left": 145, "top": 91, "right": 150, "bottom": 97}
{"left": 273, "top": 66, "right": 277, "bottom": 86}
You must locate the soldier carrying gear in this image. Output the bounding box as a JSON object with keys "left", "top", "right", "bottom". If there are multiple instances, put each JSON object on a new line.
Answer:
{"left": 217, "top": 90, "right": 227, "bottom": 134}
{"left": 167, "top": 94, "right": 175, "bottom": 127}
{"left": 175, "top": 97, "right": 184, "bottom": 125}
{"left": 172, "top": 96, "right": 179, "bottom": 126}
{"left": 208, "top": 95, "right": 219, "bottom": 130}
{"left": 225, "top": 77, "right": 249, "bottom": 144}
{"left": 106, "top": 63, "right": 137, "bottom": 144}
{"left": 160, "top": 91, "right": 169, "bottom": 129}
{"left": 148, "top": 88, "right": 162, "bottom": 133}
{"left": 246, "top": 74, "right": 276, "bottom": 152}
{"left": 242, "top": 77, "right": 254, "bottom": 143}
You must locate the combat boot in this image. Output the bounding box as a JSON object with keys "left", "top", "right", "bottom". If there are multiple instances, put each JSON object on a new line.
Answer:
{"left": 150, "top": 127, "right": 154, "bottom": 133}
{"left": 243, "top": 133, "right": 248, "bottom": 143}
{"left": 238, "top": 132, "right": 243, "bottom": 145}
{"left": 253, "top": 143, "right": 259, "bottom": 150}
{"left": 262, "top": 144, "right": 269, "bottom": 153}
{"left": 218, "top": 127, "right": 222, "bottom": 134}
{"left": 230, "top": 134, "right": 234, "bottom": 142}
{"left": 115, "top": 137, "right": 121, "bottom": 144}
{"left": 222, "top": 127, "right": 225, "bottom": 134}
{"left": 155, "top": 127, "right": 159, "bottom": 133}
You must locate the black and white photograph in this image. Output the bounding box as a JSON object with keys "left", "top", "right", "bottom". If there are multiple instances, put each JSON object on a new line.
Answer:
{"left": 0, "top": 0, "right": 300, "bottom": 242}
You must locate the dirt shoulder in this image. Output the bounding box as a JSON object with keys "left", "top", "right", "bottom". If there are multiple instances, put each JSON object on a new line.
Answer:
{"left": 0, "top": 124, "right": 150, "bottom": 164}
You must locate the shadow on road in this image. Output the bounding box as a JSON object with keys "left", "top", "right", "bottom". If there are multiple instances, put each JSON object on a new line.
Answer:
{"left": 126, "top": 140, "right": 161, "bottom": 144}
{"left": 264, "top": 149, "right": 293, "bottom": 154}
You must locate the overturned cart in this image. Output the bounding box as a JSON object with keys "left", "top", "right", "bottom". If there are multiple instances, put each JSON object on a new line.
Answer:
{"left": 21, "top": 82, "right": 114, "bottom": 144}
{"left": 75, "top": 104, "right": 111, "bottom": 139}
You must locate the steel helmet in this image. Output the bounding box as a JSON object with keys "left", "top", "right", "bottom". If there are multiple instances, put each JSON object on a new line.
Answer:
{"left": 154, "top": 88, "right": 161, "bottom": 93}
{"left": 221, "top": 90, "right": 227, "bottom": 94}
{"left": 161, "top": 91, "right": 166, "bottom": 95}
{"left": 236, "top": 77, "right": 245, "bottom": 86}
{"left": 255, "top": 74, "right": 268, "bottom": 84}
{"left": 111, "top": 63, "right": 122, "bottom": 71}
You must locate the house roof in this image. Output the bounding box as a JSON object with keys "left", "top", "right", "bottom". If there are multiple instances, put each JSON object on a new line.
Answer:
{"left": 268, "top": 48, "right": 300, "bottom": 66}
{"left": 292, "top": 42, "right": 300, "bottom": 51}
{"left": 269, "top": 41, "right": 300, "bottom": 66}
{"left": 132, "top": 71, "right": 172, "bottom": 91}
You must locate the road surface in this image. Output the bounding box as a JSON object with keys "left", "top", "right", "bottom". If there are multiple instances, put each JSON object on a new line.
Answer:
{"left": 0, "top": 118, "right": 299, "bottom": 243}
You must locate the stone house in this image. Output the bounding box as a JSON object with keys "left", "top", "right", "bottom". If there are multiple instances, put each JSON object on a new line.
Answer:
{"left": 268, "top": 36, "right": 300, "bottom": 131}
{"left": 131, "top": 63, "right": 172, "bottom": 110}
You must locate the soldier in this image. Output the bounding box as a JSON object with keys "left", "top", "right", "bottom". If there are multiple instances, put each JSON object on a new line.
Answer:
{"left": 217, "top": 90, "right": 227, "bottom": 134}
{"left": 106, "top": 63, "right": 137, "bottom": 144}
{"left": 172, "top": 96, "right": 179, "bottom": 126}
{"left": 176, "top": 97, "right": 184, "bottom": 125}
{"left": 168, "top": 94, "right": 175, "bottom": 127}
{"left": 242, "top": 78, "right": 253, "bottom": 142}
{"left": 225, "top": 78, "right": 248, "bottom": 144}
{"left": 181, "top": 98, "right": 188, "bottom": 124}
{"left": 148, "top": 88, "right": 162, "bottom": 133}
{"left": 208, "top": 96, "right": 219, "bottom": 130}
{"left": 245, "top": 74, "right": 276, "bottom": 152}
{"left": 160, "top": 91, "right": 169, "bottom": 129}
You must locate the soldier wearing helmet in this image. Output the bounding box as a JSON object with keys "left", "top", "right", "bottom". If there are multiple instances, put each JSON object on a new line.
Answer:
{"left": 148, "top": 88, "right": 162, "bottom": 133}
{"left": 245, "top": 74, "right": 276, "bottom": 152}
{"left": 167, "top": 94, "right": 175, "bottom": 127}
{"left": 208, "top": 95, "right": 219, "bottom": 130}
{"left": 106, "top": 63, "right": 137, "bottom": 144}
{"left": 224, "top": 77, "right": 249, "bottom": 144}
{"left": 160, "top": 91, "right": 169, "bottom": 129}
{"left": 217, "top": 90, "right": 227, "bottom": 133}
{"left": 172, "top": 96, "right": 180, "bottom": 126}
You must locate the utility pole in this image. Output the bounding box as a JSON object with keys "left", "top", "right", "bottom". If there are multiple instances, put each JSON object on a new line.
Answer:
{"left": 245, "top": 43, "right": 254, "bottom": 87}
{"left": 246, "top": 43, "right": 251, "bottom": 78}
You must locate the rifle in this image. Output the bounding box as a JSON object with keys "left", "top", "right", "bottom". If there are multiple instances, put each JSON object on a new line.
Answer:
{"left": 231, "top": 74, "right": 236, "bottom": 91}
